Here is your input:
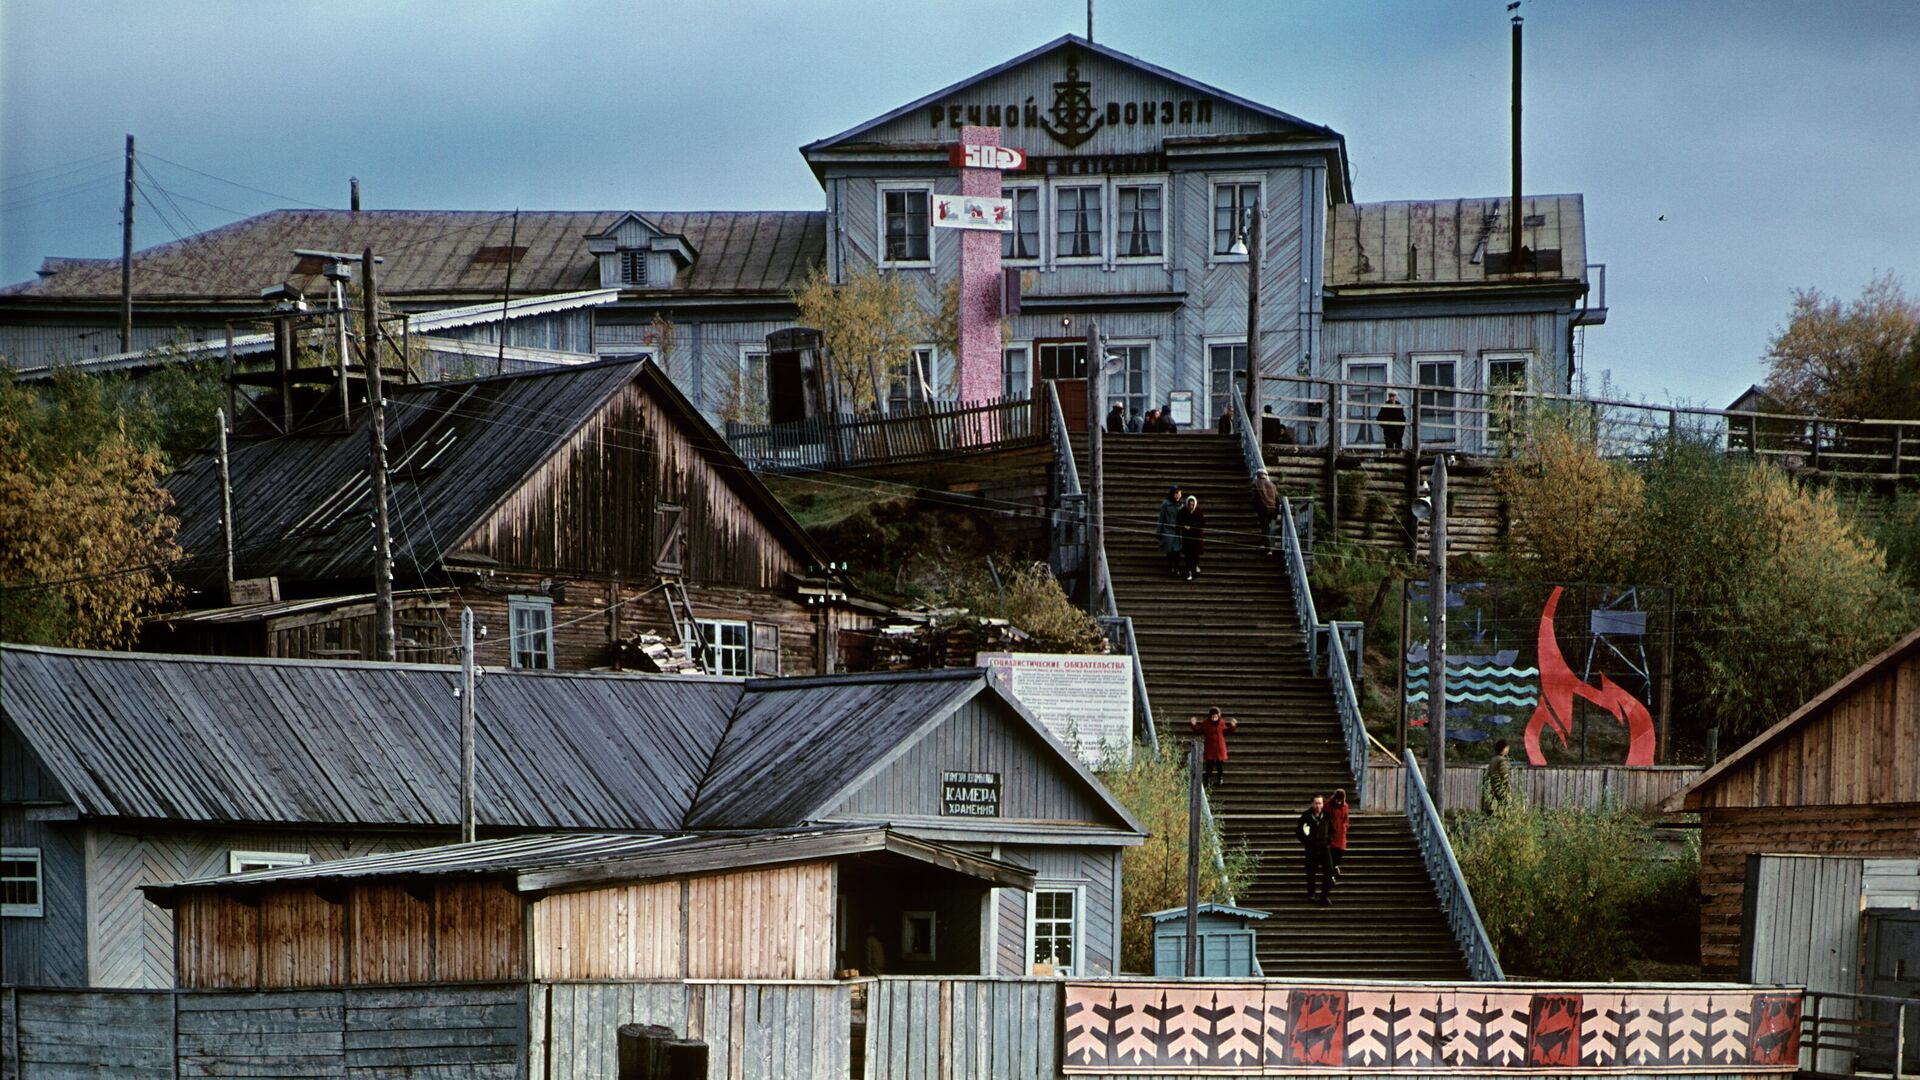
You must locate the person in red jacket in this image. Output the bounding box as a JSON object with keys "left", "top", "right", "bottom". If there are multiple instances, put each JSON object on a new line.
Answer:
{"left": 1327, "top": 788, "right": 1351, "bottom": 882}
{"left": 1189, "top": 706, "right": 1237, "bottom": 788}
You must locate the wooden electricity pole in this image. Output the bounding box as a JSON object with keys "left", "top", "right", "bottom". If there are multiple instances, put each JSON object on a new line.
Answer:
{"left": 120, "top": 135, "right": 135, "bottom": 353}
{"left": 461, "top": 607, "right": 477, "bottom": 843}
{"left": 362, "top": 247, "right": 397, "bottom": 662}
{"left": 1426, "top": 455, "right": 1450, "bottom": 810}
{"left": 1185, "top": 738, "right": 1202, "bottom": 976}
{"left": 1085, "top": 322, "right": 1107, "bottom": 616}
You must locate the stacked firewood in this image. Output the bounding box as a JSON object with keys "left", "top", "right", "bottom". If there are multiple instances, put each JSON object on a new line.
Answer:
{"left": 613, "top": 630, "right": 699, "bottom": 674}
{"left": 857, "top": 614, "right": 1036, "bottom": 671}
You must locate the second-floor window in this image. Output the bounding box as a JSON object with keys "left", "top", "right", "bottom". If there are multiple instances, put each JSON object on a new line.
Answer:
{"left": 1056, "top": 186, "right": 1102, "bottom": 259}
{"left": 1002, "top": 187, "right": 1040, "bottom": 260}
{"left": 1117, "top": 185, "right": 1163, "bottom": 258}
{"left": 619, "top": 249, "right": 647, "bottom": 286}
{"left": 883, "top": 188, "right": 931, "bottom": 263}
{"left": 508, "top": 596, "right": 555, "bottom": 670}
{"left": 1213, "top": 182, "right": 1260, "bottom": 255}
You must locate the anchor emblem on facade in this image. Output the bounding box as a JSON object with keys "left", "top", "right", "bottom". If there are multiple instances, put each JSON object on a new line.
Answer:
{"left": 1040, "top": 56, "right": 1105, "bottom": 148}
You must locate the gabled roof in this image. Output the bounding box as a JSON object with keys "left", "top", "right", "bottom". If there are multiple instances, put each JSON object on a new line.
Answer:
{"left": 1, "top": 210, "right": 823, "bottom": 302}
{"left": 802, "top": 34, "right": 1340, "bottom": 154}
{"left": 160, "top": 358, "right": 826, "bottom": 590}
{"left": 142, "top": 824, "right": 1035, "bottom": 905}
{"left": 1663, "top": 627, "right": 1920, "bottom": 812}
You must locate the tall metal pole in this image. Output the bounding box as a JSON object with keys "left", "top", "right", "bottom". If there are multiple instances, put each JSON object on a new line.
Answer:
{"left": 120, "top": 134, "right": 135, "bottom": 353}
{"left": 461, "top": 607, "right": 477, "bottom": 844}
{"left": 1185, "top": 738, "right": 1202, "bottom": 977}
{"left": 362, "top": 247, "right": 397, "bottom": 662}
{"left": 217, "top": 409, "right": 235, "bottom": 590}
{"left": 1427, "top": 455, "right": 1450, "bottom": 810}
{"left": 1511, "top": 13, "right": 1524, "bottom": 253}
{"left": 1242, "top": 207, "right": 1261, "bottom": 428}
{"left": 1085, "top": 321, "right": 1107, "bottom": 616}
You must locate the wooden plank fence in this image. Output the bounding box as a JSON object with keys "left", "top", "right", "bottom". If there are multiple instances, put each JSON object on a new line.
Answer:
{"left": 1363, "top": 763, "right": 1701, "bottom": 813}
{"left": 533, "top": 980, "right": 851, "bottom": 1080}
{"left": 727, "top": 396, "right": 1046, "bottom": 474}
{"left": 866, "top": 978, "right": 1063, "bottom": 1080}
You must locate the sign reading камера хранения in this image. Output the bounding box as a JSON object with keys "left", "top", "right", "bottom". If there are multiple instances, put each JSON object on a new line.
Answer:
{"left": 940, "top": 771, "right": 1000, "bottom": 817}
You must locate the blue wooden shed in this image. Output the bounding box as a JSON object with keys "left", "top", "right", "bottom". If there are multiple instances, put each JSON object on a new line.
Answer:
{"left": 1145, "top": 902, "right": 1270, "bottom": 977}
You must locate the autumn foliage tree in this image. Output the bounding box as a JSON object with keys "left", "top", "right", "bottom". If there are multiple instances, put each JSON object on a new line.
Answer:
{"left": 1763, "top": 272, "right": 1920, "bottom": 419}
{"left": 792, "top": 264, "right": 936, "bottom": 412}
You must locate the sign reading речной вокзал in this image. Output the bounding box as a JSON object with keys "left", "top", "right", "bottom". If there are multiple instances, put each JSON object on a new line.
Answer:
{"left": 940, "top": 771, "right": 1001, "bottom": 817}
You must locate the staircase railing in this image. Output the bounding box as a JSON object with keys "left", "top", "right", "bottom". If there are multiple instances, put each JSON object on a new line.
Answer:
{"left": 1404, "top": 750, "right": 1504, "bottom": 982}
{"left": 1097, "top": 614, "right": 1158, "bottom": 754}
{"left": 1278, "top": 497, "right": 1369, "bottom": 806}
{"left": 1046, "top": 382, "right": 1087, "bottom": 590}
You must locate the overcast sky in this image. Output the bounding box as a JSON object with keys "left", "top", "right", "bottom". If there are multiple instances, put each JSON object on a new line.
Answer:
{"left": 3, "top": 0, "right": 1916, "bottom": 407}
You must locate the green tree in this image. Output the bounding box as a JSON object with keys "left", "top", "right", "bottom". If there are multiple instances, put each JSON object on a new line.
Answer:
{"left": 1099, "top": 740, "right": 1257, "bottom": 973}
{"left": 792, "top": 264, "right": 935, "bottom": 411}
{"left": 1763, "top": 272, "right": 1920, "bottom": 419}
{"left": 1494, "top": 403, "right": 1646, "bottom": 583}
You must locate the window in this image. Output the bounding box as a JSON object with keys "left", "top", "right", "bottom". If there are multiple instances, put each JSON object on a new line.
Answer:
{"left": 619, "top": 249, "right": 648, "bottom": 286}
{"left": 1415, "top": 355, "right": 1460, "bottom": 446}
{"left": 1484, "top": 352, "right": 1532, "bottom": 450}
{"left": 699, "top": 619, "right": 751, "bottom": 677}
{"left": 1106, "top": 343, "right": 1151, "bottom": 420}
{"left": 229, "top": 850, "right": 311, "bottom": 875}
{"left": 1055, "top": 185, "right": 1102, "bottom": 259}
{"left": 881, "top": 187, "right": 931, "bottom": 264}
{"left": 508, "top": 596, "right": 555, "bottom": 670}
{"left": 1029, "top": 886, "right": 1080, "bottom": 974}
{"left": 1116, "top": 185, "right": 1163, "bottom": 259}
{"left": 2, "top": 848, "right": 42, "bottom": 917}
{"left": 1341, "top": 356, "right": 1392, "bottom": 447}
{"left": 739, "top": 346, "right": 770, "bottom": 423}
{"left": 1002, "top": 187, "right": 1040, "bottom": 261}
{"left": 889, "top": 347, "right": 937, "bottom": 411}
{"left": 1213, "top": 181, "right": 1261, "bottom": 255}
{"left": 1486, "top": 352, "right": 1530, "bottom": 391}
{"left": 1035, "top": 341, "right": 1088, "bottom": 382}
{"left": 1208, "top": 342, "right": 1249, "bottom": 425}
{"left": 1001, "top": 346, "right": 1031, "bottom": 398}
{"left": 901, "top": 911, "right": 937, "bottom": 963}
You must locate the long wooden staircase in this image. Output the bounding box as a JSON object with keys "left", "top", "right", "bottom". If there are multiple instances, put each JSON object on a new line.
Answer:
{"left": 1096, "top": 432, "right": 1471, "bottom": 980}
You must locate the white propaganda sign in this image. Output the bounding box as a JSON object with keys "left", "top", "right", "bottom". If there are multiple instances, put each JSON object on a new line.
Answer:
{"left": 977, "top": 652, "right": 1133, "bottom": 766}
{"left": 933, "top": 194, "right": 1014, "bottom": 232}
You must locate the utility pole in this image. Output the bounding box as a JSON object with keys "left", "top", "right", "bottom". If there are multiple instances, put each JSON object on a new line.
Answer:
{"left": 362, "top": 246, "right": 396, "bottom": 662}
{"left": 120, "top": 134, "right": 135, "bottom": 353}
{"left": 1426, "top": 455, "right": 1450, "bottom": 810}
{"left": 327, "top": 263, "right": 353, "bottom": 426}
{"left": 1511, "top": 10, "right": 1525, "bottom": 255}
{"left": 461, "top": 607, "right": 477, "bottom": 844}
{"left": 1085, "top": 321, "right": 1107, "bottom": 616}
{"left": 1242, "top": 206, "right": 1262, "bottom": 428}
{"left": 217, "top": 408, "right": 235, "bottom": 590}
{"left": 1184, "top": 738, "right": 1202, "bottom": 976}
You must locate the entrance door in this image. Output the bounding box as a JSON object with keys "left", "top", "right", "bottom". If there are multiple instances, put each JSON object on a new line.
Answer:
{"left": 1208, "top": 342, "right": 1248, "bottom": 427}
{"left": 1862, "top": 910, "right": 1920, "bottom": 1074}
{"left": 1342, "top": 357, "right": 1390, "bottom": 447}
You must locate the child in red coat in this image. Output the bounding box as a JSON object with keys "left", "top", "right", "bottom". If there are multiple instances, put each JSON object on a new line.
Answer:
{"left": 1328, "top": 788, "right": 1351, "bottom": 881}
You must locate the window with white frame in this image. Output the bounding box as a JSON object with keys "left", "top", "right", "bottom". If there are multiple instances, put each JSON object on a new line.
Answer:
{"left": 1341, "top": 356, "right": 1392, "bottom": 447}
{"left": 1029, "top": 885, "right": 1081, "bottom": 974}
{"left": 1207, "top": 341, "right": 1248, "bottom": 425}
{"left": 1485, "top": 352, "right": 1531, "bottom": 391}
{"left": 619, "top": 249, "right": 648, "bottom": 287}
{"left": 229, "top": 850, "right": 312, "bottom": 875}
{"left": 1415, "top": 354, "right": 1461, "bottom": 446}
{"left": 1212, "top": 181, "right": 1261, "bottom": 255}
{"left": 1055, "top": 185, "right": 1102, "bottom": 259}
{"left": 508, "top": 595, "right": 555, "bottom": 670}
{"left": 881, "top": 187, "right": 932, "bottom": 264}
{"left": 1106, "top": 343, "right": 1151, "bottom": 420}
{"left": 1, "top": 848, "right": 42, "bottom": 917}
{"left": 1116, "top": 184, "right": 1164, "bottom": 259}
{"left": 1001, "top": 187, "right": 1040, "bottom": 261}
{"left": 699, "top": 619, "right": 751, "bottom": 677}
{"left": 1002, "top": 345, "right": 1031, "bottom": 398}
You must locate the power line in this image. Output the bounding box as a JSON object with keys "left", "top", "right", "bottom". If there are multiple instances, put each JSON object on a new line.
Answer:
{"left": 141, "top": 152, "right": 330, "bottom": 209}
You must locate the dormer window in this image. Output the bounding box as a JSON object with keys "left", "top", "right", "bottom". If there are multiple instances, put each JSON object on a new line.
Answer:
{"left": 620, "top": 249, "right": 648, "bottom": 286}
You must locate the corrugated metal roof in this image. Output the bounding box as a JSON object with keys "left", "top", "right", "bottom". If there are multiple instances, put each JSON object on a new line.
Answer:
{"left": 1, "top": 210, "right": 823, "bottom": 301}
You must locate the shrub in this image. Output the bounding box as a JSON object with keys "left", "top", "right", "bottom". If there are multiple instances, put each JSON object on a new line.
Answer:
{"left": 935, "top": 560, "right": 1108, "bottom": 654}
{"left": 1099, "top": 740, "right": 1257, "bottom": 973}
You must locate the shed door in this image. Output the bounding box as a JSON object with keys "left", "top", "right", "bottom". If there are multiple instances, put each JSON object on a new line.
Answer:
{"left": 1861, "top": 910, "right": 1920, "bottom": 1074}
{"left": 652, "top": 502, "right": 684, "bottom": 576}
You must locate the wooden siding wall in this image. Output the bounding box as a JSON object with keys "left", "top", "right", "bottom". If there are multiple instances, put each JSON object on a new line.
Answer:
{"left": 864, "top": 978, "right": 1063, "bottom": 1080}
{"left": 0, "top": 984, "right": 528, "bottom": 1080}
{"left": 532, "top": 879, "right": 682, "bottom": 980}
{"left": 1863, "top": 857, "right": 1920, "bottom": 908}
{"left": 992, "top": 847, "right": 1121, "bottom": 977}
{"left": 1698, "top": 650, "right": 1919, "bottom": 810}
{"left": 1362, "top": 764, "right": 1702, "bottom": 813}
{"left": 174, "top": 881, "right": 523, "bottom": 990}
{"left": 1322, "top": 311, "right": 1571, "bottom": 399}
{"left": 457, "top": 380, "right": 811, "bottom": 591}
{"left": 1745, "top": 855, "right": 1866, "bottom": 1075}
{"left": 1700, "top": 803, "right": 1920, "bottom": 975}
{"left": 688, "top": 863, "right": 836, "bottom": 980}
{"left": 0, "top": 812, "right": 85, "bottom": 989}
{"left": 531, "top": 980, "right": 852, "bottom": 1080}
{"left": 84, "top": 827, "right": 440, "bottom": 989}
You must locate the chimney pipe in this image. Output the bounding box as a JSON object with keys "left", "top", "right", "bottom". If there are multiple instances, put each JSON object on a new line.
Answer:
{"left": 1511, "top": 13, "right": 1523, "bottom": 255}
{"left": 350, "top": 177, "right": 361, "bottom": 213}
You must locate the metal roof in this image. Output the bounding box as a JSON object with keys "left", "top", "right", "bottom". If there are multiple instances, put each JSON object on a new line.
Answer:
{"left": 2, "top": 210, "right": 823, "bottom": 301}
{"left": 1143, "top": 902, "right": 1271, "bottom": 923}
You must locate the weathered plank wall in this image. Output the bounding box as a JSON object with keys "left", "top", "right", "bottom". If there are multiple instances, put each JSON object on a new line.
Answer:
{"left": 1362, "top": 764, "right": 1702, "bottom": 813}
{"left": 867, "top": 978, "right": 1061, "bottom": 1080}
{"left": 0, "top": 812, "right": 85, "bottom": 989}
{"left": 532, "top": 880, "right": 683, "bottom": 980}
{"left": 1700, "top": 803, "right": 1920, "bottom": 975}
{"left": 6, "top": 989, "right": 172, "bottom": 1080}
{"left": 1744, "top": 855, "right": 1865, "bottom": 1075}
{"left": 530, "top": 980, "right": 851, "bottom": 1080}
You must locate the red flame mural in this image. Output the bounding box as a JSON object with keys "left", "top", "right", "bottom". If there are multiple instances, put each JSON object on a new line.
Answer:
{"left": 1523, "top": 586, "right": 1656, "bottom": 765}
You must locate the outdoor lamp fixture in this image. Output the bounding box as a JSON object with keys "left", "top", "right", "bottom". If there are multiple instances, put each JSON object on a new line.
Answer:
{"left": 1412, "top": 477, "right": 1434, "bottom": 524}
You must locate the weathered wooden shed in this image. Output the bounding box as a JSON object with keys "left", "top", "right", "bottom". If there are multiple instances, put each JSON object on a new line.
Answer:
{"left": 1664, "top": 626, "right": 1920, "bottom": 975}
{"left": 143, "top": 827, "right": 1029, "bottom": 989}
{"left": 3, "top": 647, "right": 1142, "bottom": 989}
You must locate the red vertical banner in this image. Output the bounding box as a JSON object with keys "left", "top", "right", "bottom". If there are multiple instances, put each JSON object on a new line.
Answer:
{"left": 1525, "top": 993, "right": 1583, "bottom": 1067}
{"left": 1285, "top": 989, "right": 1348, "bottom": 1067}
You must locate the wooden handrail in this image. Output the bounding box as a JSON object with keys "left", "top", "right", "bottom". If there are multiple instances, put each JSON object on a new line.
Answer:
{"left": 1403, "top": 750, "right": 1505, "bottom": 982}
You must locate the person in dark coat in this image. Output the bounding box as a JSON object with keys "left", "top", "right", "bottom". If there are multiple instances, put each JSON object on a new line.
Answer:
{"left": 1188, "top": 706, "right": 1237, "bottom": 788}
{"left": 1261, "top": 404, "right": 1288, "bottom": 446}
{"left": 1127, "top": 409, "right": 1143, "bottom": 433}
{"left": 1106, "top": 402, "right": 1127, "bottom": 433}
{"left": 1216, "top": 405, "right": 1235, "bottom": 435}
{"left": 1328, "top": 788, "right": 1351, "bottom": 882}
{"left": 1298, "top": 794, "right": 1334, "bottom": 904}
{"left": 1155, "top": 406, "right": 1179, "bottom": 433}
{"left": 1252, "top": 468, "right": 1281, "bottom": 555}
{"left": 1377, "top": 391, "right": 1407, "bottom": 451}
{"left": 1156, "top": 485, "right": 1184, "bottom": 575}
{"left": 1176, "top": 495, "right": 1206, "bottom": 580}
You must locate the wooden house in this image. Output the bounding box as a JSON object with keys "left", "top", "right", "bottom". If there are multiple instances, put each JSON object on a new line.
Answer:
{"left": 1, "top": 647, "right": 1142, "bottom": 989}
{"left": 144, "top": 357, "right": 858, "bottom": 675}
{"left": 143, "top": 827, "right": 1030, "bottom": 989}
{"left": 1664, "top": 627, "right": 1920, "bottom": 976}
